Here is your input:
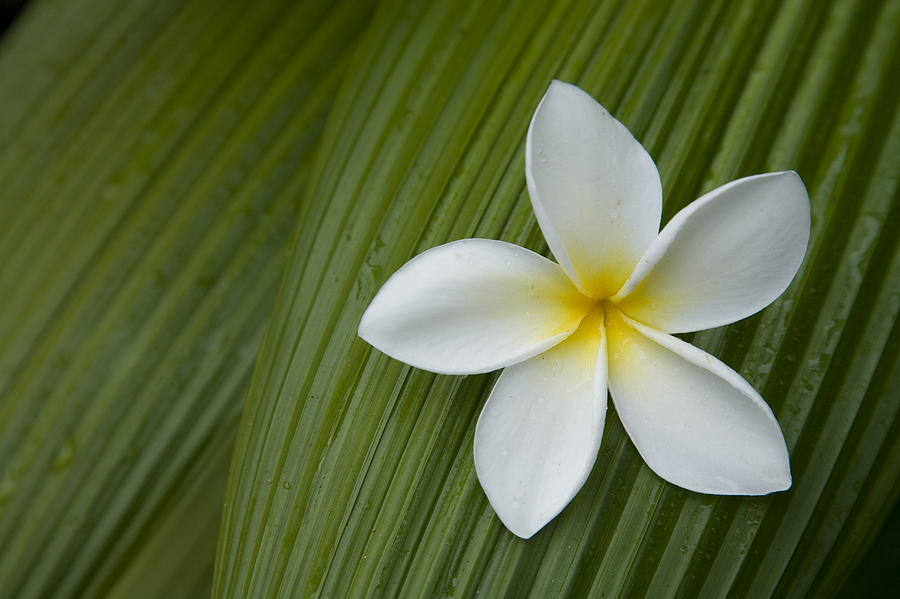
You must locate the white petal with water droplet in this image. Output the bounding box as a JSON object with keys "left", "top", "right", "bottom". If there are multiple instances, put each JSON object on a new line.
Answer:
{"left": 615, "top": 171, "right": 810, "bottom": 333}
{"left": 606, "top": 308, "right": 791, "bottom": 495}
{"left": 526, "top": 81, "right": 662, "bottom": 297}
{"left": 474, "top": 315, "right": 607, "bottom": 538}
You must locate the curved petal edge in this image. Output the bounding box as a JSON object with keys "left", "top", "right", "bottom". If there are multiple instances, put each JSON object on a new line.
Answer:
{"left": 614, "top": 171, "right": 811, "bottom": 333}
{"left": 526, "top": 80, "right": 662, "bottom": 298}
{"left": 606, "top": 308, "right": 791, "bottom": 496}
{"left": 358, "top": 238, "right": 591, "bottom": 375}
{"left": 474, "top": 314, "right": 607, "bottom": 538}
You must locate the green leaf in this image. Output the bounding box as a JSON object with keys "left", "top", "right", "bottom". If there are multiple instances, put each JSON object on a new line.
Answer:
{"left": 215, "top": 0, "right": 900, "bottom": 597}
{"left": 0, "top": 0, "right": 373, "bottom": 596}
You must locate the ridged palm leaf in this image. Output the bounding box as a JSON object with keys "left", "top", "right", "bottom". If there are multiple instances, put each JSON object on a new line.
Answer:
{"left": 0, "top": 0, "right": 897, "bottom": 597}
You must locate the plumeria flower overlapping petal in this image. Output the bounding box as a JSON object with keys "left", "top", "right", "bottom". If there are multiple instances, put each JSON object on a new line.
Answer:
{"left": 358, "top": 81, "right": 810, "bottom": 538}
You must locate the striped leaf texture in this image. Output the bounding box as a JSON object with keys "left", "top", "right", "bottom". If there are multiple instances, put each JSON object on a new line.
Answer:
{"left": 0, "top": 0, "right": 373, "bottom": 597}
{"left": 0, "top": 0, "right": 897, "bottom": 597}
{"left": 215, "top": 0, "right": 900, "bottom": 597}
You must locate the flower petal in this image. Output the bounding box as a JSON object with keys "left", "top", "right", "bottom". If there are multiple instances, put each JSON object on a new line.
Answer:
{"left": 358, "top": 238, "right": 591, "bottom": 375}
{"left": 526, "top": 80, "right": 662, "bottom": 298}
{"left": 614, "top": 171, "right": 811, "bottom": 333}
{"left": 605, "top": 307, "right": 791, "bottom": 495}
{"left": 474, "top": 312, "right": 607, "bottom": 538}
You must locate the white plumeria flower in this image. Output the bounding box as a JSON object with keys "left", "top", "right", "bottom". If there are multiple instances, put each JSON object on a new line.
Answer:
{"left": 358, "top": 81, "right": 810, "bottom": 539}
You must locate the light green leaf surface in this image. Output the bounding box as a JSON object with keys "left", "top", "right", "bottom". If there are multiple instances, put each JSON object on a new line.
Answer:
{"left": 0, "top": 0, "right": 373, "bottom": 596}
{"left": 0, "top": 0, "right": 897, "bottom": 597}
{"left": 215, "top": 0, "right": 900, "bottom": 597}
